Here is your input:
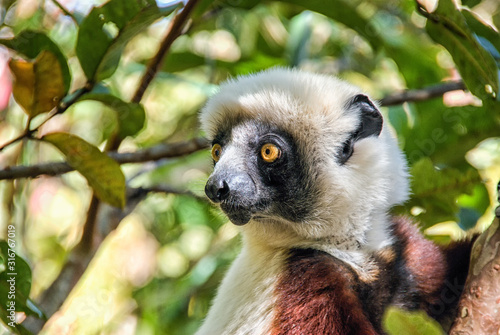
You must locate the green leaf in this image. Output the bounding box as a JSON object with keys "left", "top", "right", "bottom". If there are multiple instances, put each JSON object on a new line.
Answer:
{"left": 0, "top": 240, "right": 43, "bottom": 334}
{"left": 190, "top": 0, "right": 219, "bottom": 19}
{"left": 162, "top": 52, "right": 206, "bottom": 73}
{"left": 424, "top": 0, "right": 499, "bottom": 101}
{"left": 457, "top": 183, "right": 490, "bottom": 230}
{"left": 78, "top": 93, "right": 146, "bottom": 139}
{"left": 384, "top": 41, "right": 446, "bottom": 88}
{"left": 8, "top": 50, "right": 66, "bottom": 117}
{"left": 279, "top": 0, "right": 445, "bottom": 87}
{"left": 384, "top": 307, "right": 444, "bottom": 335}
{"left": 403, "top": 158, "right": 481, "bottom": 228}
{"left": 76, "top": 0, "right": 177, "bottom": 81}
{"left": 402, "top": 101, "right": 499, "bottom": 168}
{"left": 0, "top": 30, "right": 71, "bottom": 92}
{"left": 494, "top": 11, "right": 500, "bottom": 31}
{"left": 461, "top": 0, "right": 482, "bottom": 8}
{"left": 462, "top": 9, "right": 500, "bottom": 65}
{"left": 42, "top": 133, "right": 126, "bottom": 208}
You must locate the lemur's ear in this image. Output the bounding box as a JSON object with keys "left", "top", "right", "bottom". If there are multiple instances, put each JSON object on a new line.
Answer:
{"left": 350, "top": 94, "right": 383, "bottom": 139}
{"left": 338, "top": 94, "right": 383, "bottom": 165}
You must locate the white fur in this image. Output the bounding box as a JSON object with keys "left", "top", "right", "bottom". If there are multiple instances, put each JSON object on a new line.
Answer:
{"left": 196, "top": 68, "right": 410, "bottom": 334}
{"left": 196, "top": 241, "right": 286, "bottom": 335}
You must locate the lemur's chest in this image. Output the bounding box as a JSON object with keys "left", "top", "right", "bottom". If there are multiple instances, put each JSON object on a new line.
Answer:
{"left": 196, "top": 246, "right": 398, "bottom": 335}
{"left": 195, "top": 246, "right": 285, "bottom": 335}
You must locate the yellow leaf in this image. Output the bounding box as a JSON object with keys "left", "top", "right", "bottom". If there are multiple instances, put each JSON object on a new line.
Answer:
{"left": 8, "top": 50, "right": 66, "bottom": 117}
{"left": 8, "top": 59, "right": 35, "bottom": 114}
{"left": 34, "top": 51, "right": 65, "bottom": 115}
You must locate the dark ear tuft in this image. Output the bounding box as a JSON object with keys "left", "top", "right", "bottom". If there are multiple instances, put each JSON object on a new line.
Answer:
{"left": 338, "top": 94, "right": 383, "bottom": 165}
{"left": 350, "top": 94, "right": 383, "bottom": 139}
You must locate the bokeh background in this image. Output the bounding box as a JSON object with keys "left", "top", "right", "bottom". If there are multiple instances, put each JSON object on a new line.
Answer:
{"left": 0, "top": 0, "right": 499, "bottom": 334}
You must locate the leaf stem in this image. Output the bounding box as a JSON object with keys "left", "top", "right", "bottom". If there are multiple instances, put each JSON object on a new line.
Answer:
{"left": 0, "top": 133, "right": 29, "bottom": 152}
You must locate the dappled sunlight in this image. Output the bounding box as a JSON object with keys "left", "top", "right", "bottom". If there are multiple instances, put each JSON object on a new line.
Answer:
{"left": 41, "top": 214, "right": 158, "bottom": 335}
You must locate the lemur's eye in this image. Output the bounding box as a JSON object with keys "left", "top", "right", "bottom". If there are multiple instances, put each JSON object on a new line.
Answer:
{"left": 261, "top": 143, "right": 281, "bottom": 163}
{"left": 211, "top": 144, "right": 222, "bottom": 162}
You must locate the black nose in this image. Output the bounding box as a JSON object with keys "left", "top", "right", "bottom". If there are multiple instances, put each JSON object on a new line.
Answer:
{"left": 205, "top": 178, "right": 230, "bottom": 203}
{"left": 205, "top": 173, "right": 256, "bottom": 204}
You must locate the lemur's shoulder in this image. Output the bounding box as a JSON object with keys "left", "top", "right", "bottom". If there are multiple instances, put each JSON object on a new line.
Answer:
{"left": 274, "top": 247, "right": 378, "bottom": 335}
{"left": 272, "top": 217, "right": 474, "bottom": 334}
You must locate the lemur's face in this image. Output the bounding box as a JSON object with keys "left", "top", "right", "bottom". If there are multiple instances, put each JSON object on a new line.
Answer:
{"left": 205, "top": 121, "right": 313, "bottom": 225}
{"left": 201, "top": 69, "right": 409, "bottom": 235}
{"left": 204, "top": 94, "right": 383, "bottom": 226}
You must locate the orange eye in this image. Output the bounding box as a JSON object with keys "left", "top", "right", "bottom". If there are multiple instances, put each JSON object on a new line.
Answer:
{"left": 261, "top": 143, "right": 281, "bottom": 163}
{"left": 211, "top": 144, "right": 222, "bottom": 162}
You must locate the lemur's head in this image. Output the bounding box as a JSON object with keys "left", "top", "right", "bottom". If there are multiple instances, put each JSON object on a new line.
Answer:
{"left": 201, "top": 69, "right": 409, "bottom": 247}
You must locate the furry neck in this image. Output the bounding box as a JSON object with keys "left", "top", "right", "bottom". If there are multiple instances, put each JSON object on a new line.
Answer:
{"left": 241, "top": 209, "right": 393, "bottom": 253}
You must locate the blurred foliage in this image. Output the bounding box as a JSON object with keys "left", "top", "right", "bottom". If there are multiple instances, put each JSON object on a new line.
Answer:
{"left": 0, "top": 0, "right": 498, "bottom": 334}
{"left": 0, "top": 241, "right": 44, "bottom": 334}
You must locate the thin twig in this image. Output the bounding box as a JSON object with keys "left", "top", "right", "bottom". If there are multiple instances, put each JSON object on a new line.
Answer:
{"left": 0, "top": 133, "right": 29, "bottom": 152}
{"left": 132, "top": 0, "right": 200, "bottom": 103}
{"left": 132, "top": 185, "right": 207, "bottom": 202}
{"left": 0, "top": 84, "right": 93, "bottom": 152}
{"left": 83, "top": 0, "right": 201, "bottom": 261}
{"left": 379, "top": 81, "right": 466, "bottom": 106}
{"left": 50, "top": 0, "right": 79, "bottom": 24}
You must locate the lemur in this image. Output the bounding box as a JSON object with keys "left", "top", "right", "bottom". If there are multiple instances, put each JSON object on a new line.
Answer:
{"left": 196, "top": 68, "right": 472, "bottom": 335}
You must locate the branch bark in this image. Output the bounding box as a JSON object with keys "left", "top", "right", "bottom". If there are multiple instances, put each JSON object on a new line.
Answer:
{"left": 448, "top": 183, "right": 500, "bottom": 334}
{"left": 379, "top": 81, "right": 466, "bottom": 106}
{"left": 448, "top": 217, "right": 500, "bottom": 334}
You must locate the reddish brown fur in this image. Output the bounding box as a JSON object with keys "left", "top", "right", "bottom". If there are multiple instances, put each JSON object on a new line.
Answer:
{"left": 271, "top": 217, "right": 473, "bottom": 334}
{"left": 391, "top": 217, "right": 446, "bottom": 307}
{"left": 391, "top": 217, "right": 474, "bottom": 327}
{"left": 272, "top": 249, "right": 377, "bottom": 335}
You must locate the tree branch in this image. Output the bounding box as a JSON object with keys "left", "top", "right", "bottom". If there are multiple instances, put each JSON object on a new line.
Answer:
{"left": 379, "top": 81, "right": 466, "bottom": 106}
{"left": 448, "top": 217, "right": 500, "bottom": 334}
{"left": 449, "top": 181, "right": 500, "bottom": 334}
{"left": 0, "top": 137, "right": 209, "bottom": 180}
{"left": 50, "top": 0, "right": 79, "bottom": 24}
{"left": 132, "top": 0, "right": 200, "bottom": 103}
{"left": 132, "top": 185, "right": 207, "bottom": 202}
